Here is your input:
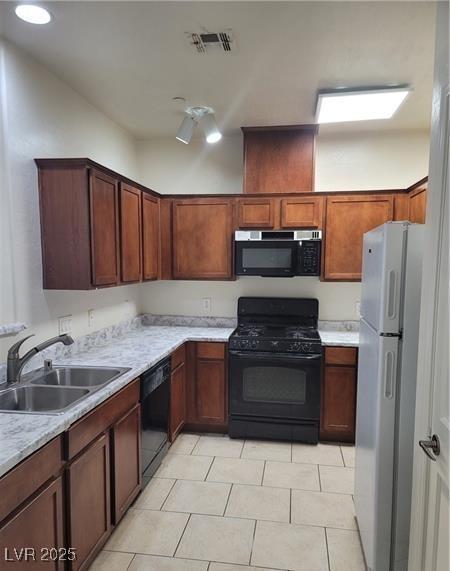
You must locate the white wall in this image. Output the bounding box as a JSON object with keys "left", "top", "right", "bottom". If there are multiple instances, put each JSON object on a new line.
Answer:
{"left": 137, "top": 135, "right": 243, "bottom": 194}
{"left": 0, "top": 40, "right": 140, "bottom": 360}
{"left": 136, "top": 129, "right": 429, "bottom": 194}
{"left": 315, "top": 129, "right": 430, "bottom": 191}
{"left": 140, "top": 280, "right": 361, "bottom": 322}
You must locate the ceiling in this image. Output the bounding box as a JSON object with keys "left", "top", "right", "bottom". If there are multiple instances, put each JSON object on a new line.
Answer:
{"left": 0, "top": 1, "right": 436, "bottom": 139}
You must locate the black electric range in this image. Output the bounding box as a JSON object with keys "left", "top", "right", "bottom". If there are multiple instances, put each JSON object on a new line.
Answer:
{"left": 228, "top": 297, "right": 323, "bottom": 443}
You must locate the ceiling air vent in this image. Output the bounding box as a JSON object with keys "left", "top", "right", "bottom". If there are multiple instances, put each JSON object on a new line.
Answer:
{"left": 187, "top": 30, "right": 235, "bottom": 54}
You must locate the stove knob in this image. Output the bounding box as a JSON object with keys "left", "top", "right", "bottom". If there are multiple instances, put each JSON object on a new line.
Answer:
{"left": 240, "top": 340, "right": 249, "bottom": 349}
{"left": 271, "top": 341, "right": 279, "bottom": 348}
{"left": 251, "top": 340, "right": 258, "bottom": 349}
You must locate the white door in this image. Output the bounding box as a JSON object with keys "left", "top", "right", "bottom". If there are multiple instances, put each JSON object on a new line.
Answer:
{"left": 409, "top": 3, "right": 449, "bottom": 570}
{"left": 355, "top": 319, "right": 399, "bottom": 571}
{"left": 360, "top": 222, "right": 405, "bottom": 335}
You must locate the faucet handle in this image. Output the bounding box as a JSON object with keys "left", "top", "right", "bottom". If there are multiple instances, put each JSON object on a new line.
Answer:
{"left": 7, "top": 334, "right": 35, "bottom": 358}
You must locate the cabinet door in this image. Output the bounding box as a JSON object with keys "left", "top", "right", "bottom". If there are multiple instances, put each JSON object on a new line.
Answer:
{"left": 321, "top": 366, "right": 356, "bottom": 443}
{"left": 120, "top": 183, "right": 142, "bottom": 283}
{"left": 89, "top": 170, "right": 119, "bottom": 286}
{"left": 67, "top": 433, "right": 111, "bottom": 571}
{"left": 324, "top": 194, "right": 394, "bottom": 280}
{"left": 196, "top": 359, "right": 227, "bottom": 425}
{"left": 172, "top": 199, "right": 233, "bottom": 279}
{"left": 409, "top": 184, "right": 427, "bottom": 224}
{"left": 280, "top": 196, "right": 323, "bottom": 228}
{"left": 112, "top": 404, "right": 141, "bottom": 524}
{"left": 142, "top": 194, "right": 160, "bottom": 280}
{"left": 0, "top": 477, "right": 64, "bottom": 571}
{"left": 237, "top": 198, "right": 275, "bottom": 228}
{"left": 170, "top": 363, "right": 186, "bottom": 441}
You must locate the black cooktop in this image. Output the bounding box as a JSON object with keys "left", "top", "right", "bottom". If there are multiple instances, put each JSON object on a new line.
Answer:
{"left": 229, "top": 297, "right": 322, "bottom": 354}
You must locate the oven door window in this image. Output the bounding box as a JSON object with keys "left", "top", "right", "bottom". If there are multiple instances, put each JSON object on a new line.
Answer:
{"left": 229, "top": 353, "right": 321, "bottom": 420}
{"left": 243, "top": 366, "right": 306, "bottom": 404}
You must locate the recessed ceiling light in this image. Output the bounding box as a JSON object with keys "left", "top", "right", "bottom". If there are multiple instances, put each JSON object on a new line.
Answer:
{"left": 316, "top": 86, "right": 411, "bottom": 124}
{"left": 15, "top": 4, "right": 51, "bottom": 25}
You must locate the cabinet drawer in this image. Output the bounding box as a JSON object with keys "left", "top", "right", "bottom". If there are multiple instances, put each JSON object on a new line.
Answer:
{"left": 325, "top": 347, "right": 357, "bottom": 366}
{"left": 0, "top": 436, "right": 63, "bottom": 523}
{"left": 66, "top": 380, "right": 140, "bottom": 460}
{"left": 172, "top": 344, "right": 186, "bottom": 370}
{"left": 197, "top": 342, "right": 225, "bottom": 360}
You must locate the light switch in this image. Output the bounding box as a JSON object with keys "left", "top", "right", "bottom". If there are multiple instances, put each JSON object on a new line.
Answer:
{"left": 202, "top": 298, "right": 211, "bottom": 314}
{"left": 88, "top": 309, "right": 95, "bottom": 327}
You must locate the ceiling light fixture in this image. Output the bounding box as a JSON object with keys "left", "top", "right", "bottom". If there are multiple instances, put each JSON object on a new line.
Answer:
{"left": 316, "top": 86, "right": 411, "bottom": 124}
{"left": 176, "top": 115, "right": 196, "bottom": 145}
{"left": 175, "top": 106, "right": 222, "bottom": 145}
{"left": 15, "top": 4, "right": 52, "bottom": 24}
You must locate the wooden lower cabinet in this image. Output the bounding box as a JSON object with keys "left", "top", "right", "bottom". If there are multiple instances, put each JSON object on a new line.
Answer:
{"left": 112, "top": 404, "right": 141, "bottom": 524}
{"left": 170, "top": 345, "right": 187, "bottom": 441}
{"left": 320, "top": 347, "right": 358, "bottom": 443}
{"left": 184, "top": 342, "right": 228, "bottom": 432}
{"left": 0, "top": 477, "right": 65, "bottom": 571}
{"left": 67, "top": 433, "right": 111, "bottom": 571}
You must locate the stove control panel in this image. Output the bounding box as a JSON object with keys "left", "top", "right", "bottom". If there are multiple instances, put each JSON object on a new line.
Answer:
{"left": 229, "top": 337, "right": 321, "bottom": 354}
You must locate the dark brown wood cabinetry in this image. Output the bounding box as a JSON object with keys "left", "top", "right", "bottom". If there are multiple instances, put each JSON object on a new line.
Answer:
{"left": 67, "top": 434, "right": 111, "bottom": 571}
{"left": 242, "top": 125, "right": 317, "bottom": 194}
{"left": 280, "top": 196, "right": 324, "bottom": 228}
{"left": 237, "top": 198, "right": 276, "bottom": 228}
{"left": 36, "top": 159, "right": 160, "bottom": 290}
{"left": 320, "top": 347, "right": 358, "bottom": 443}
{"left": 185, "top": 342, "right": 228, "bottom": 432}
{"left": 170, "top": 345, "right": 187, "bottom": 441}
{"left": 142, "top": 194, "right": 160, "bottom": 280}
{"left": 323, "top": 194, "right": 395, "bottom": 281}
{"left": 120, "top": 183, "right": 142, "bottom": 283}
{"left": 408, "top": 181, "right": 427, "bottom": 224}
{"left": 112, "top": 404, "right": 141, "bottom": 524}
{"left": 0, "top": 477, "right": 65, "bottom": 571}
{"left": 172, "top": 198, "right": 234, "bottom": 279}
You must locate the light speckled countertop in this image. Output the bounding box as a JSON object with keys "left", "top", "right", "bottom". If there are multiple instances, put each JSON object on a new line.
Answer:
{"left": 0, "top": 317, "right": 359, "bottom": 478}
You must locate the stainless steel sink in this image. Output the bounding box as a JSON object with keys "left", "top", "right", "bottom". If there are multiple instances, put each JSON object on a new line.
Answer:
{"left": 29, "top": 366, "right": 127, "bottom": 388}
{"left": 0, "top": 366, "right": 131, "bottom": 414}
{"left": 0, "top": 385, "right": 89, "bottom": 413}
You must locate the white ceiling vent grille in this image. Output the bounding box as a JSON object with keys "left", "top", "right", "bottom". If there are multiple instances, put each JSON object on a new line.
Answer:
{"left": 186, "top": 30, "right": 235, "bottom": 54}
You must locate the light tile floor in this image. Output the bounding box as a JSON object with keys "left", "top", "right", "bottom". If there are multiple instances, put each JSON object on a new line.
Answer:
{"left": 93, "top": 433, "right": 366, "bottom": 571}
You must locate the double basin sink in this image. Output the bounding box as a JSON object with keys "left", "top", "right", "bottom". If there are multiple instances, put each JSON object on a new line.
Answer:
{"left": 0, "top": 366, "right": 130, "bottom": 414}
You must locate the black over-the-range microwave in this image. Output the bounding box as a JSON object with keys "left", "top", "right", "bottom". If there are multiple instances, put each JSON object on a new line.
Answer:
{"left": 234, "top": 229, "right": 322, "bottom": 277}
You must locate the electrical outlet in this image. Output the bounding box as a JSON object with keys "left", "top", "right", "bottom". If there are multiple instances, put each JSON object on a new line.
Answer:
{"left": 355, "top": 302, "right": 361, "bottom": 318}
{"left": 202, "top": 298, "right": 211, "bottom": 314}
{"left": 88, "top": 309, "right": 95, "bottom": 328}
{"left": 58, "top": 315, "right": 72, "bottom": 335}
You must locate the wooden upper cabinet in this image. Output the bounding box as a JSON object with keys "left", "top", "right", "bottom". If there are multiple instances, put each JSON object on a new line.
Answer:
{"left": 90, "top": 170, "right": 120, "bottom": 286}
{"left": 409, "top": 183, "right": 427, "bottom": 224}
{"left": 120, "top": 183, "right": 142, "bottom": 283}
{"left": 142, "top": 194, "right": 160, "bottom": 281}
{"left": 242, "top": 125, "right": 317, "bottom": 194}
{"left": 324, "top": 194, "right": 394, "bottom": 281}
{"left": 172, "top": 198, "right": 234, "bottom": 279}
{"left": 280, "top": 196, "right": 324, "bottom": 228}
{"left": 237, "top": 198, "right": 275, "bottom": 228}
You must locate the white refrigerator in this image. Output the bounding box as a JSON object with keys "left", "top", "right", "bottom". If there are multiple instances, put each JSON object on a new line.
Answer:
{"left": 355, "top": 222, "right": 424, "bottom": 571}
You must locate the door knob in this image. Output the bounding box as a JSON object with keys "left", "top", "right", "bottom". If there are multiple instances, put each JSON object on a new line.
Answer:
{"left": 419, "top": 434, "right": 441, "bottom": 461}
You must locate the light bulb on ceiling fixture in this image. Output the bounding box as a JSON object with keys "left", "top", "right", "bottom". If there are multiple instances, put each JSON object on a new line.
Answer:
{"left": 202, "top": 113, "right": 222, "bottom": 144}
{"left": 176, "top": 115, "right": 196, "bottom": 144}
{"left": 15, "top": 4, "right": 52, "bottom": 24}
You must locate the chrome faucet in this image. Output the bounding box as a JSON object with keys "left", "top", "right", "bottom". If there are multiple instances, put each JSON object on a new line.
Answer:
{"left": 6, "top": 334, "right": 74, "bottom": 386}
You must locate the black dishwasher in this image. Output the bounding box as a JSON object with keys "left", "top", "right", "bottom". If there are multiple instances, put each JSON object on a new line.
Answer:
{"left": 140, "top": 357, "right": 171, "bottom": 487}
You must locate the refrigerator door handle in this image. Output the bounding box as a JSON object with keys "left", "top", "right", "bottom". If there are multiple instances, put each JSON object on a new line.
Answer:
{"left": 384, "top": 350, "right": 396, "bottom": 399}
{"left": 387, "top": 270, "right": 397, "bottom": 319}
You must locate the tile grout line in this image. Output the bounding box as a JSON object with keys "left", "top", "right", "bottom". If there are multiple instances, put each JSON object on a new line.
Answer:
{"left": 223, "top": 482, "right": 234, "bottom": 517}
{"left": 289, "top": 487, "right": 292, "bottom": 524}
{"left": 261, "top": 460, "right": 267, "bottom": 486}
{"left": 203, "top": 456, "right": 215, "bottom": 482}
{"left": 248, "top": 518, "right": 258, "bottom": 567}
{"left": 324, "top": 526, "right": 332, "bottom": 571}
{"left": 318, "top": 464, "right": 322, "bottom": 492}
{"left": 173, "top": 512, "right": 192, "bottom": 558}
{"left": 339, "top": 445, "right": 345, "bottom": 466}
{"left": 159, "top": 478, "right": 177, "bottom": 511}
{"left": 125, "top": 553, "right": 136, "bottom": 571}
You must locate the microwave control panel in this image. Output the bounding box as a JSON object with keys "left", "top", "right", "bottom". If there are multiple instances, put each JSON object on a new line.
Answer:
{"left": 298, "top": 240, "right": 321, "bottom": 275}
